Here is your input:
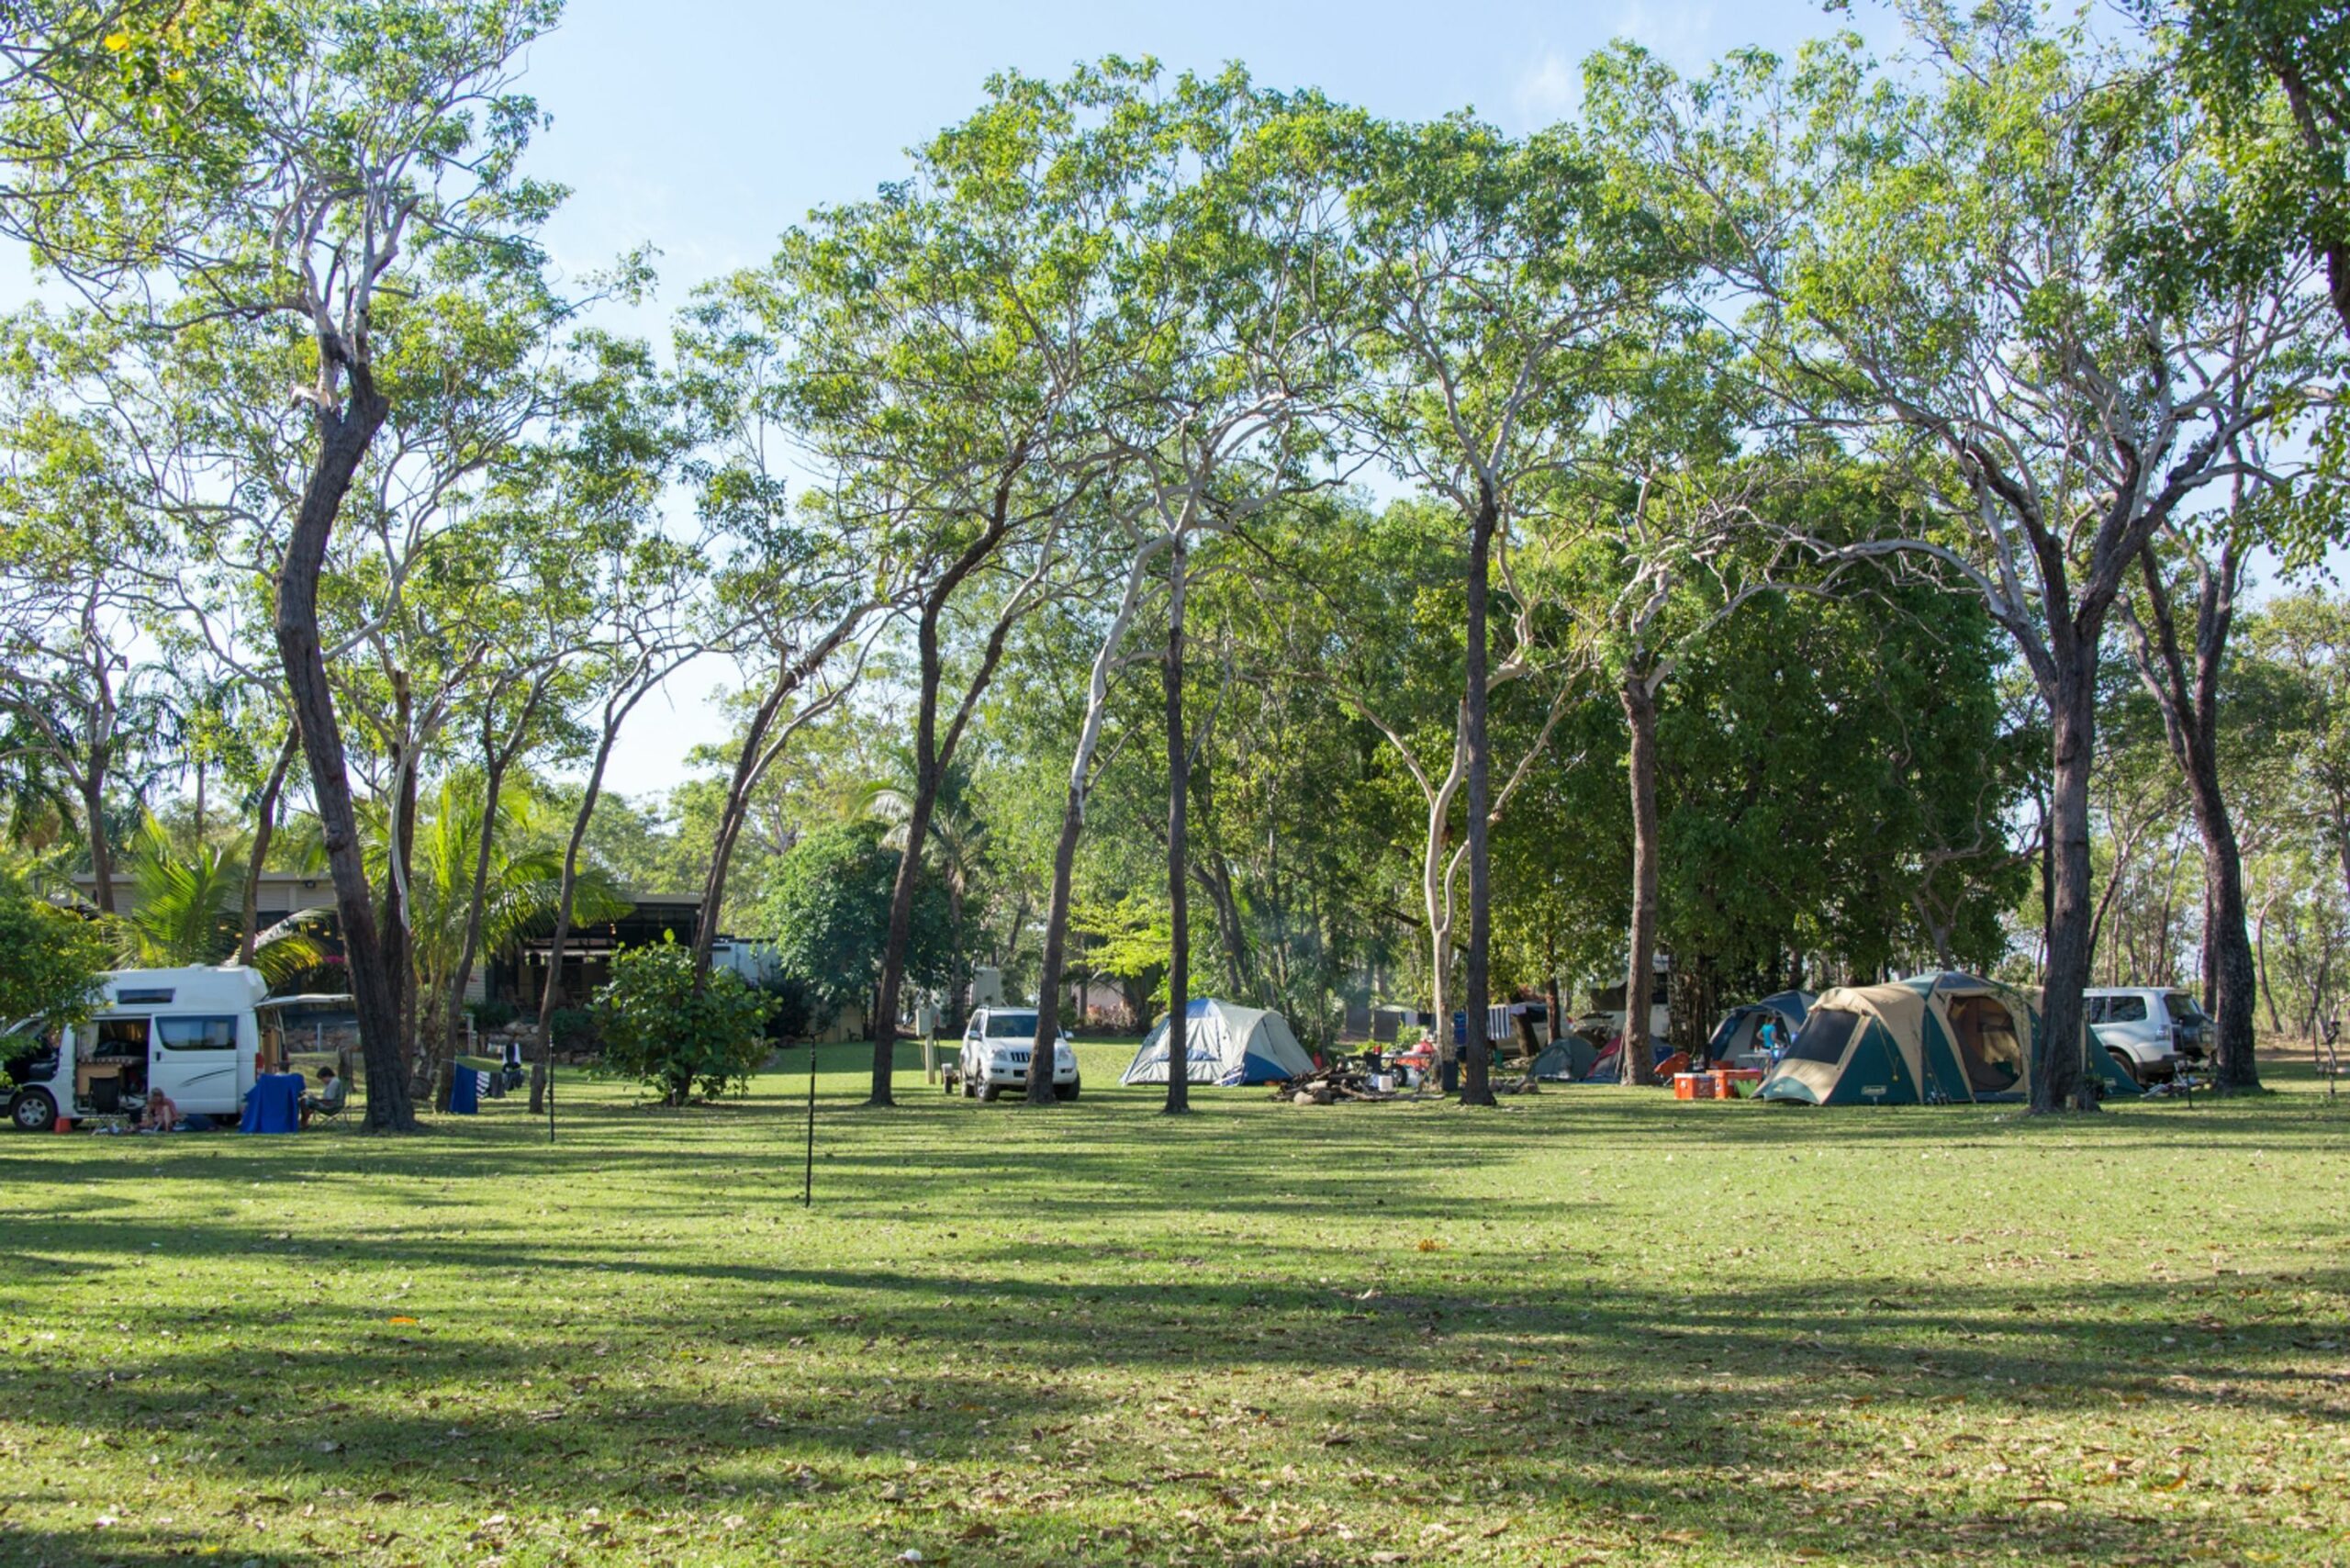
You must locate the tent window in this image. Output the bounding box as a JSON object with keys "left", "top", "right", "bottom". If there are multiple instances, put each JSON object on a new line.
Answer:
{"left": 1786, "top": 1009, "right": 1859, "bottom": 1066}
{"left": 1948, "top": 997, "right": 2023, "bottom": 1092}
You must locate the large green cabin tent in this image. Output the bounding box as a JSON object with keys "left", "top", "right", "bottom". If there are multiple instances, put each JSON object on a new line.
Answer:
{"left": 1755, "top": 971, "right": 2138, "bottom": 1105}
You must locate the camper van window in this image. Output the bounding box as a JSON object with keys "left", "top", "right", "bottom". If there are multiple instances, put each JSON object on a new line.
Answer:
{"left": 1786, "top": 1010, "right": 1859, "bottom": 1066}
{"left": 115, "top": 989, "right": 174, "bottom": 1005}
{"left": 157, "top": 1016, "right": 240, "bottom": 1051}
{"left": 92, "top": 1018, "right": 149, "bottom": 1058}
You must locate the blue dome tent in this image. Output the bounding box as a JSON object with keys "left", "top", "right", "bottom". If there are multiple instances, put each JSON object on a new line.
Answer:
{"left": 1121, "top": 998, "right": 1317, "bottom": 1086}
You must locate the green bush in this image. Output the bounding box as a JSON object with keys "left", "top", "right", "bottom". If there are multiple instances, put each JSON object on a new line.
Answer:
{"left": 467, "top": 999, "right": 519, "bottom": 1032}
{"left": 0, "top": 861, "right": 106, "bottom": 1030}
{"left": 593, "top": 935, "right": 773, "bottom": 1105}
{"left": 549, "top": 1005, "right": 599, "bottom": 1050}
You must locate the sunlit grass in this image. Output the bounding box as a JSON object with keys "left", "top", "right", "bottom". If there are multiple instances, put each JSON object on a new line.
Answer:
{"left": 0, "top": 1043, "right": 2344, "bottom": 1565}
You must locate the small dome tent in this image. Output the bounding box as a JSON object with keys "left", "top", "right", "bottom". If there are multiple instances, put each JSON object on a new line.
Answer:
{"left": 1756, "top": 971, "right": 2138, "bottom": 1105}
{"left": 1121, "top": 999, "right": 1317, "bottom": 1086}
{"left": 1705, "top": 991, "right": 1814, "bottom": 1063}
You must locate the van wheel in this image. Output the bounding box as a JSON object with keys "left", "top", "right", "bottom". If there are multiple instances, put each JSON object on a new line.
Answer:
{"left": 2107, "top": 1049, "right": 2143, "bottom": 1087}
{"left": 9, "top": 1089, "right": 58, "bottom": 1132}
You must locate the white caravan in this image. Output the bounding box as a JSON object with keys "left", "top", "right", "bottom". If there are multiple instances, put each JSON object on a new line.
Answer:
{"left": 3, "top": 966, "right": 308, "bottom": 1130}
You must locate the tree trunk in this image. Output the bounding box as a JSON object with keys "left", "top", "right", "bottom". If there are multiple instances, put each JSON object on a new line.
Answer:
{"left": 1460, "top": 487, "right": 1498, "bottom": 1107}
{"left": 274, "top": 379, "right": 412, "bottom": 1131}
{"left": 2128, "top": 545, "right": 2260, "bottom": 1091}
{"left": 2255, "top": 893, "right": 2281, "bottom": 1035}
{"left": 868, "top": 474, "right": 1027, "bottom": 1109}
{"left": 431, "top": 752, "right": 512, "bottom": 1113}
{"left": 1163, "top": 541, "right": 1192, "bottom": 1115}
{"left": 388, "top": 722, "right": 429, "bottom": 1107}
{"left": 80, "top": 771, "right": 114, "bottom": 914}
{"left": 533, "top": 719, "right": 627, "bottom": 1114}
{"left": 1618, "top": 670, "right": 1662, "bottom": 1088}
{"left": 866, "top": 637, "right": 943, "bottom": 1109}
{"left": 2034, "top": 657, "right": 2098, "bottom": 1114}
{"left": 239, "top": 724, "right": 300, "bottom": 966}
{"left": 1026, "top": 783, "right": 1086, "bottom": 1105}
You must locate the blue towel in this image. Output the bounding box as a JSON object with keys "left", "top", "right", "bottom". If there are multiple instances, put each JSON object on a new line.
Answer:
{"left": 240, "top": 1073, "right": 304, "bottom": 1134}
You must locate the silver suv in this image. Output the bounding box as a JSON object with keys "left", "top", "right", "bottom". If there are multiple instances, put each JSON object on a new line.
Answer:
{"left": 2086, "top": 987, "right": 2208, "bottom": 1084}
{"left": 952, "top": 1007, "right": 1080, "bottom": 1103}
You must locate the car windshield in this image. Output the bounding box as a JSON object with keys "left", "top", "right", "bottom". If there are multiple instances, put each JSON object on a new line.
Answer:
{"left": 2163, "top": 993, "right": 2206, "bottom": 1023}
{"left": 985, "top": 1013, "right": 1038, "bottom": 1038}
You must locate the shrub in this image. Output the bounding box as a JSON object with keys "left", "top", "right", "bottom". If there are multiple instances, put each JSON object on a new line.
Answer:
{"left": 593, "top": 934, "right": 774, "bottom": 1105}
{"left": 468, "top": 999, "right": 519, "bottom": 1033}
{"left": 548, "top": 1005, "right": 599, "bottom": 1050}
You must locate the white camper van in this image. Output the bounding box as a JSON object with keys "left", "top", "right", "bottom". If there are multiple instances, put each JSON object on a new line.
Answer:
{"left": 3, "top": 966, "right": 297, "bottom": 1130}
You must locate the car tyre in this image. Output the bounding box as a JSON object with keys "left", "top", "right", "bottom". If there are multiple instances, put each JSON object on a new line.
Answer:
{"left": 978, "top": 1080, "right": 1001, "bottom": 1103}
{"left": 10, "top": 1088, "right": 58, "bottom": 1132}
{"left": 1054, "top": 1077, "right": 1080, "bottom": 1103}
{"left": 2107, "top": 1048, "right": 2143, "bottom": 1088}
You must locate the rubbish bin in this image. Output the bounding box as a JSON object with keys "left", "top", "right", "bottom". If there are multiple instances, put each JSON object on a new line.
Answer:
{"left": 447, "top": 1065, "right": 479, "bottom": 1114}
{"left": 1439, "top": 1057, "right": 1460, "bottom": 1093}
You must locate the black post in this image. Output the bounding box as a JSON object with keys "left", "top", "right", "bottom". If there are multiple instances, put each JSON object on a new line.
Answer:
{"left": 802, "top": 1045, "right": 818, "bottom": 1207}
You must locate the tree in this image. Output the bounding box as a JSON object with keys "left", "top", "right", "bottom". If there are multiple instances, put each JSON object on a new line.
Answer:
{"left": 759, "top": 820, "right": 961, "bottom": 1030}
{"left": 1337, "top": 111, "right": 1667, "bottom": 1106}
{"left": 2, "top": 0, "right": 565, "bottom": 1132}
{"left": 1590, "top": 9, "right": 2342, "bottom": 1109}
{"left": 594, "top": 935, "right": 771, "bottom": 1107}
{"left": 2147, "top": 0, "right": 2350, "bottom": 343}
{"left": 0, "top": 854, "right": 106, "bottom": 1030}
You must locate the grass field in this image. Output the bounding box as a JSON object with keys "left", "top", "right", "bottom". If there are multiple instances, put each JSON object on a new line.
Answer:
{"left": 2, "top": 1041, "right": 2345, "bottom": 1567}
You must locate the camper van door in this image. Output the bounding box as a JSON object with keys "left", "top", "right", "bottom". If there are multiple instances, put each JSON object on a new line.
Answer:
{"left": 150, "top": 1014, "right": 250, "bottom": 1115}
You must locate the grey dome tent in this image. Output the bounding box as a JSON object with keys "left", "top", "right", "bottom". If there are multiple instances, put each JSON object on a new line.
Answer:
{"left": 1706, "top": 991, "right": 1814, "bottom": 1064}
{"left": 1121, "top": 998, "right": 1317, "bottom": 1086}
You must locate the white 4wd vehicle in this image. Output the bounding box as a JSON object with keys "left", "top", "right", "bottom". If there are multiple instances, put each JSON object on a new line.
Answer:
{"left": 2086, "top": 986, "right": 2208, "bottom": 1085}
{"left": 954, "top": 1007, "right": 1079, "bottom": 1103}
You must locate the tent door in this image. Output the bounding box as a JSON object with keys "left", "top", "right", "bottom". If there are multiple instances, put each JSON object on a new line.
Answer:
{"left": 1945, "top": 996, "right": 2023, "bottom": 1093}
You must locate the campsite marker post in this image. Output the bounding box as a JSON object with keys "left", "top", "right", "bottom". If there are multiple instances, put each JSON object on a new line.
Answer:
{"left": 802, "top": 1044, "right": 817, "bottom": 1207}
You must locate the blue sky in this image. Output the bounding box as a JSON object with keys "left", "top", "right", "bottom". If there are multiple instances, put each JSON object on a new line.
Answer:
{"left": 522, "top": 0, "right": 1894, "bottom": 306}
{"left": 509, "top": 0, "right": 1897, "bottom": 797}
{"left": 4, "top": 1, "right": 1906, "bottom": 801}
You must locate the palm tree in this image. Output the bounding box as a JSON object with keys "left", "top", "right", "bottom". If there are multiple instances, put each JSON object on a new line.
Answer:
{"left": 384, "top": 775, "right": 630, "bottom": 1103}
{"left": 111, "top": 816, "right": 327, "bottom": 985}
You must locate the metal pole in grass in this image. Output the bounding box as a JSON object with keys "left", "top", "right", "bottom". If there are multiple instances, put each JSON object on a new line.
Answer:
{"left": 802, "top": 1043, "right": 817, "bottom": 1207}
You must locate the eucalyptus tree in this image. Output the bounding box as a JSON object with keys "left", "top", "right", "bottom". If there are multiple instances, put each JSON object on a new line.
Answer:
{"left": 765, "top": 63, "right": 1202, "bottom": 1108}
{"left": 1589, "top": 8, "right": 2342, "bottom": 1109}
{"left": 1336, "top": 114, "right": 1666, "bottom": 1105}
{"left": 673, "top": 275, "right": 898, "bottom": 994}
{"left": 0, "top": 0, "right": 566, "bottom": 1131}
{"left": 2141, "top": 0, "right": 2350, "bottom": 343}
{"left": 1013, "top": 68, "right": 1348, "bottom": 1113}
{"left": 1267, "top": 498, "right": 1580, "bottom": 1068}
{"left": 0, "top": 309, "right": 181, "bottom": 912}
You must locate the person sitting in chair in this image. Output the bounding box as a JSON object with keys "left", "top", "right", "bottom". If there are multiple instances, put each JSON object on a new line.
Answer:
{"left": 136, "top": 1089, "right": 179, "bottom": 1134}
{"left": 301, "top": 1066, "right": 347, "bottom": 1127}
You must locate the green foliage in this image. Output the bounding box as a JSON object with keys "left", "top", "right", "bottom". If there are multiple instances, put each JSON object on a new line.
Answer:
{"left": 0, "top": 857, "right": 107, "bottom": 1027}
{"left": 758, "top": 820, "right": 965, "bottom": 1024}
{"left": 547, "top": 1004, "right": 599, "bottom": 1050}
{"left": 592, "top": 934, "right": 772, "bottom": 1103}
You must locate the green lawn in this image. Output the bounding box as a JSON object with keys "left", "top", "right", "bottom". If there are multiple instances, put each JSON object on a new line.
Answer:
{"left": 3, "top": 1043, "right": 2345, "bottom": 1567}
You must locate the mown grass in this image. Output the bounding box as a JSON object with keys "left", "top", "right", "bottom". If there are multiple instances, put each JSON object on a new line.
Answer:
{"left": 1, "top": 1041, "right": 2345, "bottom": 1567}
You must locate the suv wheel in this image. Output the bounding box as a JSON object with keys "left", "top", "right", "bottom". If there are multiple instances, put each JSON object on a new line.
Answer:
{"left": 1054, "top": 1077, "right": 1080, "bottom": 1103}
{"left": 977, "top": 1079, "right": 1001, "bottom": 1103}
{"left": 10, "top": 1088, "right": 58, "bottom": 1132}
{"left": 2107, "top": 1048, "right": 2143, "bottom": 1088}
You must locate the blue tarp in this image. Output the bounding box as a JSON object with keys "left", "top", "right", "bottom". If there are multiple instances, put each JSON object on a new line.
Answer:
{"left": 240, "top": 1072, "right": 303, "bottom": 1134}
{"left": 447, "top": 1065, "right": 479, "bottom": 1114}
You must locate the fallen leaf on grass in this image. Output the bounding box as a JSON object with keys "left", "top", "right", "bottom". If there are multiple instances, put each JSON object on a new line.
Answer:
{"left": 386, "top": 1316, "right": 418, "bottom": 1325}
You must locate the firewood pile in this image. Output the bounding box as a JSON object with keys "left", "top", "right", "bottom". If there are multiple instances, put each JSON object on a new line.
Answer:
{"left": 1271, "top": 1063, "right": 1399, "bottom": 1104}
